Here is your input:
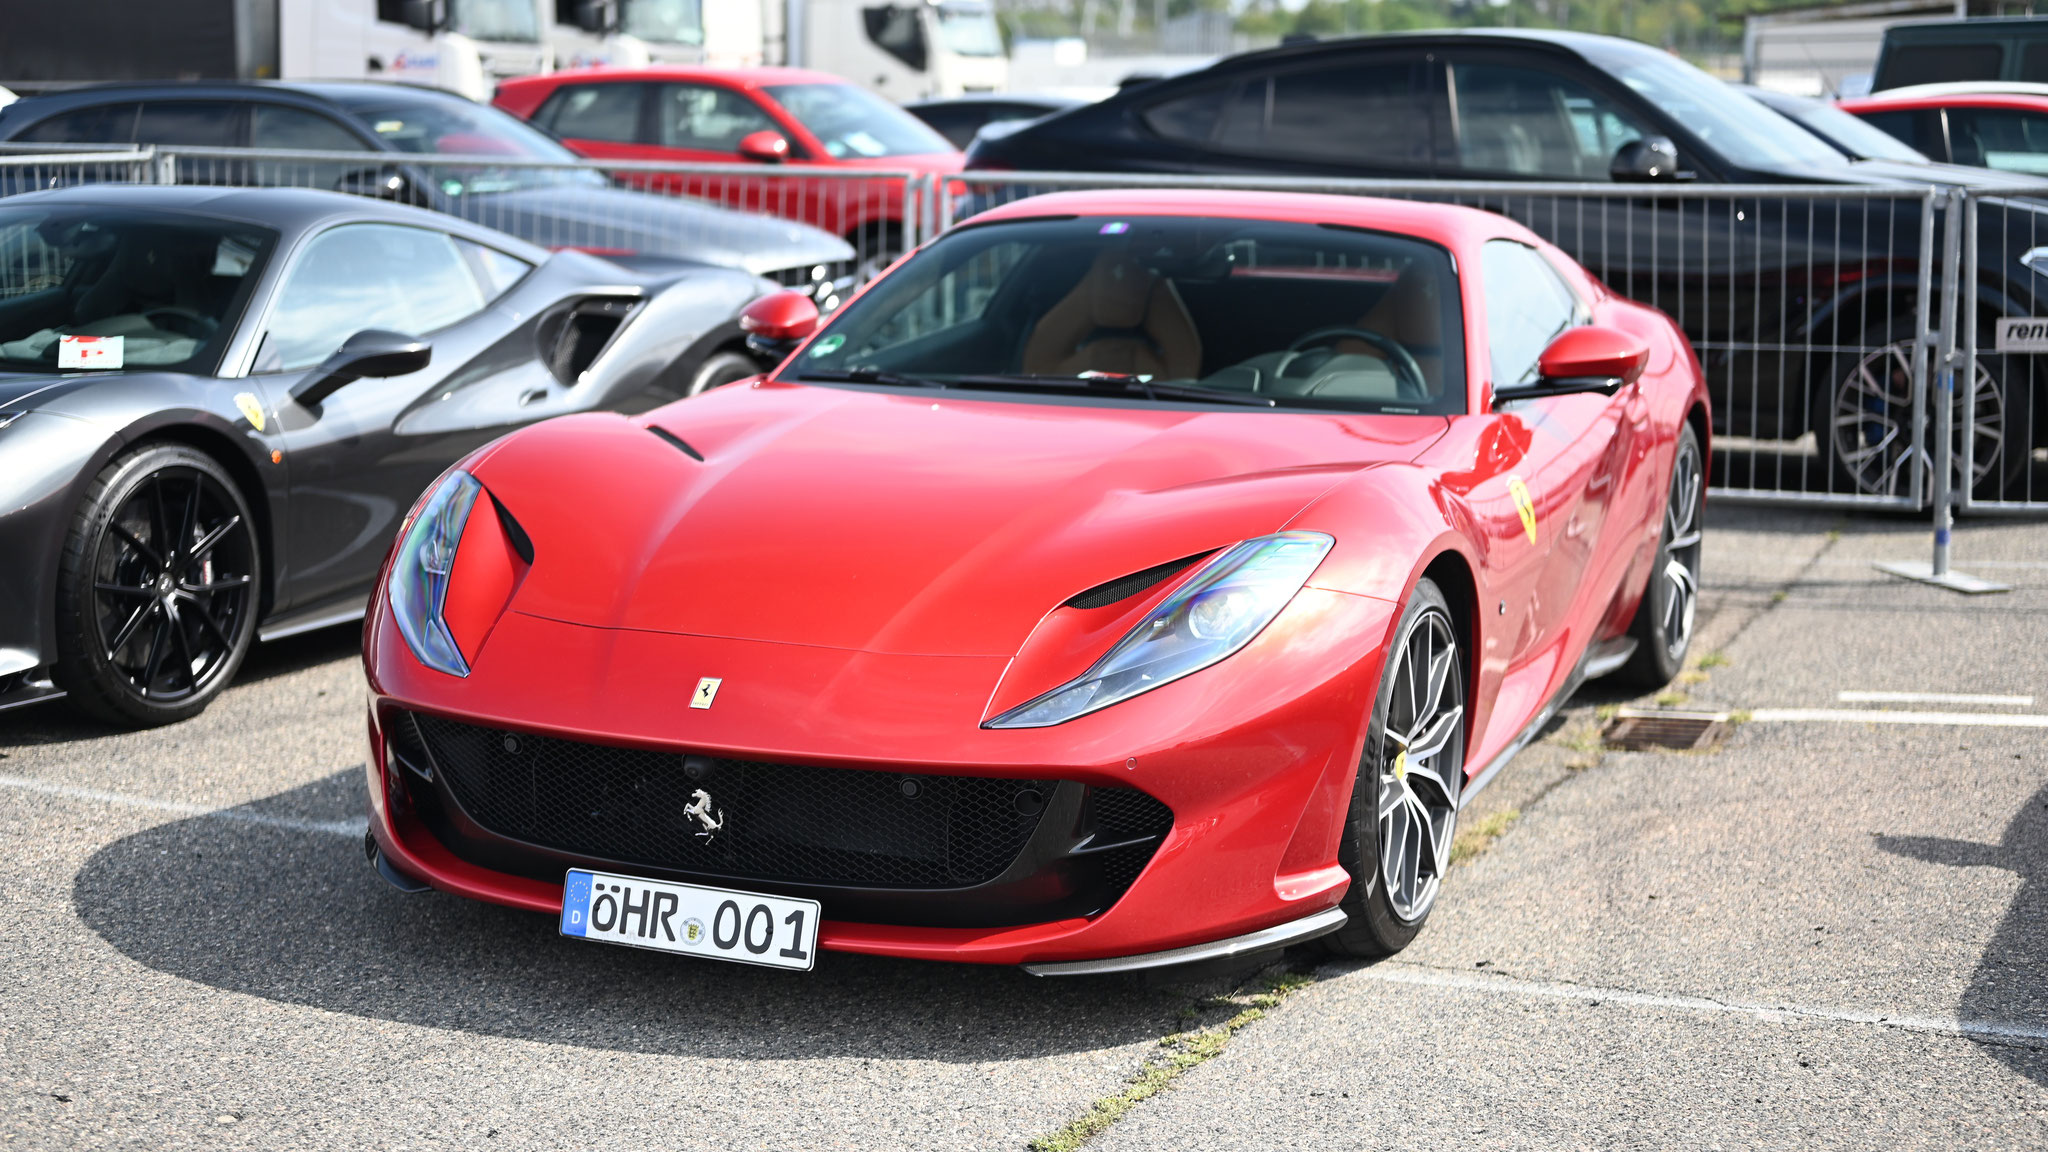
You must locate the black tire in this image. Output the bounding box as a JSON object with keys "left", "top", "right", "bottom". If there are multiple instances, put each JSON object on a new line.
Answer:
{"left": 1824, "top": 317, "right": 2026, "bottom": 500}
{"left": 53, "top": 444, "right": 261, "bottom": 727}
{"left": 1326, "top": 577, "right": 1466, "bottom": 958}
{"left": 687, "top": 349, "right": 761, "bottom": 396}
{"left": 1612, "top": 424, "right": 1704, "bottom": 690}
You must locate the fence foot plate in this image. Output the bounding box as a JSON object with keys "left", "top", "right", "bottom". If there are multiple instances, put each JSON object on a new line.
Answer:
{"left": 1874, "top": 561, "right": 2013, "bottom": 594}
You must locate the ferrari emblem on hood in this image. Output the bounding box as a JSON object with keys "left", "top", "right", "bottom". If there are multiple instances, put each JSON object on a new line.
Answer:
{"left": 691, "top": 677, "right": 721, "bottom": 709}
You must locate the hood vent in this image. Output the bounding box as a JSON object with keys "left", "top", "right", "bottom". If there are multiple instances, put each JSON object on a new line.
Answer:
{"left": 648, "top": 425, "right": 704, "bottom": 461}
{"left": 1065, "top": 551, "right": 1214, "bottom": 611}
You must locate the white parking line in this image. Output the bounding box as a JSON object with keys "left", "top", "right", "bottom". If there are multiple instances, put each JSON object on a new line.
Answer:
{"left": 1837, "top": 691, "right": 2035, "bottom": 707}
{"left": 1746, "top": 709, "right": 2048, "bottom": 728}
{"left": 1367, "top": 965, "right": 2048, "bottom": 1047}
{"left": 0, "top": 771, "right": 367, "bottom": 838}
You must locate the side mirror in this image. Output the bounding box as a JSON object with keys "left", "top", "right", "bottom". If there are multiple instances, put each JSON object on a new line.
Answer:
{"left": 736, "top": 130, "right": 791, "bottom": 164}
{"left": 335, "top": 165, "right": 430, "bottom": 208}
{"left": 739, "top": 290, "right": 820, "bottom": 364}
{"left": 1492, "top": 325, "right": 1648, "bottom": 408}
{"left": 1610, "top": 136, "right": 1681, "bottom": 183}
{"left": 398, "top": 0, "right": 445, "bottom": 32}
{"left": 572, "top": 0, "right": 616, "bottom": 33}
{"left": 291, "top": 330, "right": 432, "bottom": 408}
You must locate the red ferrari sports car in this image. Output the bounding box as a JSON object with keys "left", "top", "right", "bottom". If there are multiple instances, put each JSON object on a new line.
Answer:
{"left": 361, "top": 190, "right": 1708, "bottom": 975}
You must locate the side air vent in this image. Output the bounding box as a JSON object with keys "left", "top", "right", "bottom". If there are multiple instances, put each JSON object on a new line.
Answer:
{"left": 648, "top": 425, "right": 704, "bottom": 461}
{"left": 538, "top": 296, "right": 639, "bottom": 386}
{"left": 1065, "top": 551, "right": 1213, "bottom": 610}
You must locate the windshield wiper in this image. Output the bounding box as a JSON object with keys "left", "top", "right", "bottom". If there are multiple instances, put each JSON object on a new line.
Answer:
{"left": 941, "top": 373, "right": 1281, "bottom": 407}
{"left": 796, "top": 368, "right": 949, "bottom": 389}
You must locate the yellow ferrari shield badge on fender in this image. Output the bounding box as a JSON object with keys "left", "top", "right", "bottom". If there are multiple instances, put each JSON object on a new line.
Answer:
{"left": 1506, "top": 476, "right": 1538, "bottom": 544}
{"left": 233, "top": 391, "right": 267, "bottom": 432}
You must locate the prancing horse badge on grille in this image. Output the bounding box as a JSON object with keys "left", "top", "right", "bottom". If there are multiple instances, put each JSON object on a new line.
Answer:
{"left": 691, "top": 677, "right": 721, "bottom": 709}
{"left": 683, "top": 788, "right": 724, "bottom": 841}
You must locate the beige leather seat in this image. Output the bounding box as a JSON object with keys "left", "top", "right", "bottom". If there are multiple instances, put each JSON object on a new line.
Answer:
{"left": 1338, "top": 265, "right": 1444, "bottom": 397}
{"left": 1022, "top": 249, "right": 1202, "bottom": 380}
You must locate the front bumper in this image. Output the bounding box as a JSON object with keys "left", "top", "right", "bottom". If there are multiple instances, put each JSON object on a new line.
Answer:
{"left": 364, "top": 588, "right": 1400, "bottom": 967}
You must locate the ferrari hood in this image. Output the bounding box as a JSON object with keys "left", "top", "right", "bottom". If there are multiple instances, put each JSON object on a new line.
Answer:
{"left": 476, "top": 383, "right": 1446, "bottom": 657}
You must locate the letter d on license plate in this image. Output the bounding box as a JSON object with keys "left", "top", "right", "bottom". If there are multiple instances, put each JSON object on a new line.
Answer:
{"left": 561, "top": 869, "right": 820, "bottom": 971}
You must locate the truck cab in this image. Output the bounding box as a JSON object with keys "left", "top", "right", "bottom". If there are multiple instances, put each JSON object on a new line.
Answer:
{"left": 546, "top": 0, "right": 766, "bottom": 70}
{"left": 799, "top": 0, "right": 1007, "bottom": 101}
{"left": 1872, "top": 17, "right": 2048, "bottom": 91}
{"left": 282, "top": 0, "right": 551, "bottom": 103}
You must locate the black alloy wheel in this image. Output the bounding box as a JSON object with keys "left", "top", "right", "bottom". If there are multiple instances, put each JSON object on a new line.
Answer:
{"left": 1614, "top": 424, "right": 1704, "bottom": 689}
{"left": 1326, "top": 577, "right": 1466, "bottom": 958}
{"left": 54, "top": 444, "right": 261, "bottom": 726}
{"left": 1827, "top": 320, "right": 2025, "bottom": 500}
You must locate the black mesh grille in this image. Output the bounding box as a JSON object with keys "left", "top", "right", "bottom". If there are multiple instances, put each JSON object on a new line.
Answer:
{"left": 1090, "top": 786, "right": 1175, "bottom": 894}
{"left": 409, "top": 712, "right": 1058, "bottom": 889}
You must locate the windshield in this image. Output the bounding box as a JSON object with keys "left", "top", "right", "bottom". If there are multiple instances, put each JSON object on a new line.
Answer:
{"left": 1790, "top": 101, "right": 1931, "bottom": 162}
{"left": 936, "top": 1, "right": 1003, "bottom": 57}
{"left": 1589, "top": 48, "right": 1848, "bottom": 172}
{"left": 764, "top": 83, "right": 955, "bottom": 158}
{"left": 786, "top": 215, "right": 1466, "bottom": 414}
{"left": 622, "top": 0, "right": 703, "bottom": 44}
{"left": 452, "top": 0, "right": 540, "bottom": 41}
{"left": 331, "top": 93, "right": 606, "bottom": 195}
{"left": 0, "top": 206, "right": 275, "bottom": 375}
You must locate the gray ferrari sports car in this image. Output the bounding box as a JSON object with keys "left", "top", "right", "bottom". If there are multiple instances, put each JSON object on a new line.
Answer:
{"left": 0, "top": 184, "right": 777, "bottom": 725}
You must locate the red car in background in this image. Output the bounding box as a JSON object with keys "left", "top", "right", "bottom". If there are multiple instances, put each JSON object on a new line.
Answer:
{"left": 1839, "top": 83, "right": 2048, "bottom": 173}
{"left": 495, "top": 67, "right": 962, "bottom": 282}
{"left": 361, "top": 190, "right": 1709, "bottom": 975}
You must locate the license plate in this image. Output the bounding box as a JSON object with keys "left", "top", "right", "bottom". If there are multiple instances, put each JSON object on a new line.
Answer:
{"left": 559, "top": 869, "right": 820, "bottom": 971}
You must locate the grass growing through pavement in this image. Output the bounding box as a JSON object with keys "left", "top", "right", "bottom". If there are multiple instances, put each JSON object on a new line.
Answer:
{"left": 1027, "top": 968, "right": 1319, "bottom": 1152}
{"left": 1450, "top": 808, "right": 1521, "bottom": 864}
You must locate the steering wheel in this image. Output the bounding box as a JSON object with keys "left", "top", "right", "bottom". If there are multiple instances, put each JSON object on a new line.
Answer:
{"left": 1284, "top": 326, "right": 1428, "bottom": 402}
{"left": 143, "top": 307, "right": 218, "bottom": 340}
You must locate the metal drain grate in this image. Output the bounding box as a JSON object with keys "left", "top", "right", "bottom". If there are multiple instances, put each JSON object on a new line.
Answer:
{"left": 1602, "top": 709, "right": 1730, "bottom": 751}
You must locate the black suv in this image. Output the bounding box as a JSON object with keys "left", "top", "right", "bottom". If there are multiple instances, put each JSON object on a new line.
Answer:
{"left": 967, "top": 30, "right": 2048, "bottom": 500}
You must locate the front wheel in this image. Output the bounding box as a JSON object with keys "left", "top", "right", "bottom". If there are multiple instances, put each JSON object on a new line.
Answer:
{"left": 52, "top": 444, "right": 261, "bottom": 727}
{"left": 687, "top": 349, "right": 760, "bottom": 396}
{"left": 1326, "top": 577, "right": 1466, "bottom": 958}
{"left": 1612, "top": 424, "right": 1703, "bottom": 690}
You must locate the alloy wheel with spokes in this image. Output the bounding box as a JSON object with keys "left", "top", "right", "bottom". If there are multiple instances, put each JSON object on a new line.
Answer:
{"left": 1328, "top": 577, "right": 1466, "bottom": 957}
{"left": 1829, "top": 334, "right": 2005, "bottom": 500}
{"left": 55, "top": 445, "right": 261, "bottom": 726}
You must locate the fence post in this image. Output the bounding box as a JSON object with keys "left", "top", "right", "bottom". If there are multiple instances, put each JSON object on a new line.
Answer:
{"left": 150, "top": 147, "right": 175, "bottom": 187}
{"left": 1908, "top": 190, "right": 1936, "bottom": 511}
{"left": 1877, "top": 187, "right": 2010, "bottom": 594}
{"left": 1960, "top": 192, "right": 1980, "bottom": 509}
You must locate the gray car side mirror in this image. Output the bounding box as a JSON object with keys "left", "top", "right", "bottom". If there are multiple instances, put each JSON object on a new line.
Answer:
{"left": 291, "top": 330, "right": 432, "bottom": 408}
{"left": 1611, "top": 136, "right": 1681, "bottom": 183}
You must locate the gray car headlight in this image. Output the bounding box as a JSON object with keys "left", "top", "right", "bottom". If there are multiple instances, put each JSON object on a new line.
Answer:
{"left": 985, "top": 532, "right": 1335, "bottom": 729}
{"left": 390, "top": 469, "right": 482, "bottom": 678}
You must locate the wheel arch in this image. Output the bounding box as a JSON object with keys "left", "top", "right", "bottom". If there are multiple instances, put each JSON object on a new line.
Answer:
{"left": 1417, "top": 547, "right": 1480, "bottom": 749}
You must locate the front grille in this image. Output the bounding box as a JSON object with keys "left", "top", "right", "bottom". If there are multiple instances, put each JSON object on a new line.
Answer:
{"left": 407, "top": 711, "right": 1060, "bottom": 889}
{"left": 1090, "top": 785, "right": 1175, "bottom": 893}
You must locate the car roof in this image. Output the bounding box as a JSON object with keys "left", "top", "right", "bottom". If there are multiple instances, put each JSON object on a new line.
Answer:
{"left": 499, "top": 66, "right": 846, "bottom": 94}
{"left": 1842, "top": 83, "right": 2048, "bottom": 109}
{"left": 967, "top": 188, "right": 1529, "bottom": 251}
{"left": 0, "top": 79, "right": 471, "bottom": 123}
{"left": 1200, "top": 27, "right": 1646, "bottom": 73}
{"left": 904, "top": 94, "right": 1085, "bottom": 109}
{"left": 0, "top": 183, "right": 547, "bottom": 255}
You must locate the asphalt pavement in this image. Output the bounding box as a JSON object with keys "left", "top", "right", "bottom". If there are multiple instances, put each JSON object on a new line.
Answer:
{"left": 2, "top": 503, "right": 2043, "bottom": 1150}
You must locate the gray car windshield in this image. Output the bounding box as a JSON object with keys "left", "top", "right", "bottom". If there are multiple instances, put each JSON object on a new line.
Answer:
{"left": 332, "top": 94, "right": 606, "bottom": 195}
{"left": 787, "top": 215, "right": 1467, "bottom": 414}
{"left": 1589, "top": 48, "right": 1848, "bottom": 172}
{"left": 0, "top": 207, "right": 275, "bottom": 374}
{"left": 764, "top": 84, "right": 954, "bottom": 158}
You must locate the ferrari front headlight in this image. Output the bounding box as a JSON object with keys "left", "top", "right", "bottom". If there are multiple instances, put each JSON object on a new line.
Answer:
{"left": 985, "top": 532, "right": 1334, "bottom": 729}
{"left": 390, "top": 469, "right": 483, "bottom": 678}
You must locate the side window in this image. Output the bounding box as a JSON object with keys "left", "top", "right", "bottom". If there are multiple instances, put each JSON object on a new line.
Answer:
{"left": 251, "top": 106, "right": 369, "bottom": 151}
{"left": 18, "top": 104, "right": 140, "bottom": 144}
{"left": 2023, "top": 42, "right": 2048, "bottom": 83}
{"left": 1482, "top": 240, "right": 1580, "bottom": 389}
{"left": 1945, "top": 107, "right": 2048, "bottom": 173}
{"left": 134, "top": 102, "right": 244, "bottom": 147}
{"left": 1209, "top": 63, "right": 1431, "bottom": 169}
{"left": 863, "top": 6, "right": 928, "bottom": 73}
{"left": 1142, "top": 84, "right": 1229, "bottom": 146}
{"left": 1450, "top": 63, "right": 1647, "bottom": 179}
{"left": 1882, "top": 44, "right": 2002, "bottom": 88}
{"left": 1853, "top": 109, "right": 1922, "bottom": 151}
{"left": 546, "top": 83, "right": 645, "bottom": 144}
{"left": 261, "top": 225, "right": 485, "bottom": 372}
{"left": 455, "top": 239, "right": 534, "bottom": 300}
{"left": 656, "top": 83, "right": 774, "bottom": 150}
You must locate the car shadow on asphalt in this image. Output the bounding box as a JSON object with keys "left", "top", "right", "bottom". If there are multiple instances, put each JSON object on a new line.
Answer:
{"left": 0, "top": 624, "right": 364, "bottom": 750}
{"left": 70, "top": 769, "right": 1188, "bottom": 1062}
{"left": 1876, "top": 781, "right": 2048, "bottom": 1087}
